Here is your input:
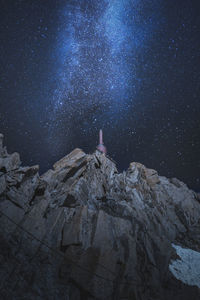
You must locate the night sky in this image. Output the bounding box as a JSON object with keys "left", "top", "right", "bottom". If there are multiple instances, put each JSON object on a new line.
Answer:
{"left": 0, "top": 0, "right": 200, "bottom": 191}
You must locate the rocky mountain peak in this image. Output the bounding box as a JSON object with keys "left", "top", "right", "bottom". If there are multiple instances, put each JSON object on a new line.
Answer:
{"left": 0, "top": 133, "right": 200, "bottom": 300}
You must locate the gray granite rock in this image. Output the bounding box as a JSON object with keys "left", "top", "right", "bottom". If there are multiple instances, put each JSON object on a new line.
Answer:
{"left": 0, "top": 133, "right": 199, "bottom": 300}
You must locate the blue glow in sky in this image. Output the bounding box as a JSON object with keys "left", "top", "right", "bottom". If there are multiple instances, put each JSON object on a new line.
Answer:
{"left": 1, "top": 0, "right": 200, "bottom": 190}
{"left": 51, "top": 0, "right": 159, "bottom": 112}
{"left": 45, "top": 0, "right": 164, "bottom": 151}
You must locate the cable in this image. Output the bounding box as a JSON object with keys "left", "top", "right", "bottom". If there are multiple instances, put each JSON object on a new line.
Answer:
{"left": 0, "top": 211, "right": 116, "bottom": 282}
{"left": 0, "top": 209, "right": 139, "bottom": 287}
{"left": 0, "top": 210, "right": 117, "bottom": 283}
{"left": 0, "top": 209, "right": 142, "bottom": 300}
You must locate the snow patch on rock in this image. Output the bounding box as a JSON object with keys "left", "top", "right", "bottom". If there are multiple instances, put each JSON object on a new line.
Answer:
{"left": 169, "top": 243, "right": 200, "bottom": 288}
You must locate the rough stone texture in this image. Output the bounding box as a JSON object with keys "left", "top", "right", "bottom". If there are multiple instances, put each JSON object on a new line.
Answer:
{"left": 0, "top": 134, "right": 200, "bottom": 300}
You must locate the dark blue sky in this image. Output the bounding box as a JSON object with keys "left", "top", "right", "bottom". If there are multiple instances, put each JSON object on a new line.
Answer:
{"left": 0, "top": 0, "right": 200, "bottom": 191}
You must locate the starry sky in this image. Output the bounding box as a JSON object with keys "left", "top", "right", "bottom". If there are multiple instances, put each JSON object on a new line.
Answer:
{"left": 0, "top": 0, "right": 200, "bottom": 191}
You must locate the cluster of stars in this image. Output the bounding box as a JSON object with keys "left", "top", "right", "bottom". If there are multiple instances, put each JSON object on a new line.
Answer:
{"left": 0, "top": 0, "right": 199, "bottom": 191}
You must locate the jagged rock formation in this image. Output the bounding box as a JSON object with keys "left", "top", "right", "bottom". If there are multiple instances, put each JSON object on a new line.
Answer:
{"left": 0, "top": 133, "right": 200, "bottom": 300}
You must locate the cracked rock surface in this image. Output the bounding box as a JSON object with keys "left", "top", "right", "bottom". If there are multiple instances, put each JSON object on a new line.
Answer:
{"left": 0, "top": 133, "right": 200, "bottom": 300}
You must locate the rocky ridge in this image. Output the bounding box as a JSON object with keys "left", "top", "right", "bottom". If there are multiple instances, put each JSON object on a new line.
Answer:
{"left": 0, "top": 133, "right": 200, "bottom": 300}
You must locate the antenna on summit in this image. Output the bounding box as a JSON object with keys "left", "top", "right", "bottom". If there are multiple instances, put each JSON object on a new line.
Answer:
{"left": 97, "top": 129, "right": 107, "bottom": 154}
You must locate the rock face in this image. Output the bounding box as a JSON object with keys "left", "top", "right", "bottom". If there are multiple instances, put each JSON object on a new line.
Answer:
{"left": 0, "top": 133, "right": 200, "bottom": 300}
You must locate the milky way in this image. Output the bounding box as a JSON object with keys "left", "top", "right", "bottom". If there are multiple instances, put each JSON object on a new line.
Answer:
{"left": 47, "top": 0, "right": 162, "bottom": 148}
{"left": 0, "top": 0, "right": 200, "bottom": 191}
